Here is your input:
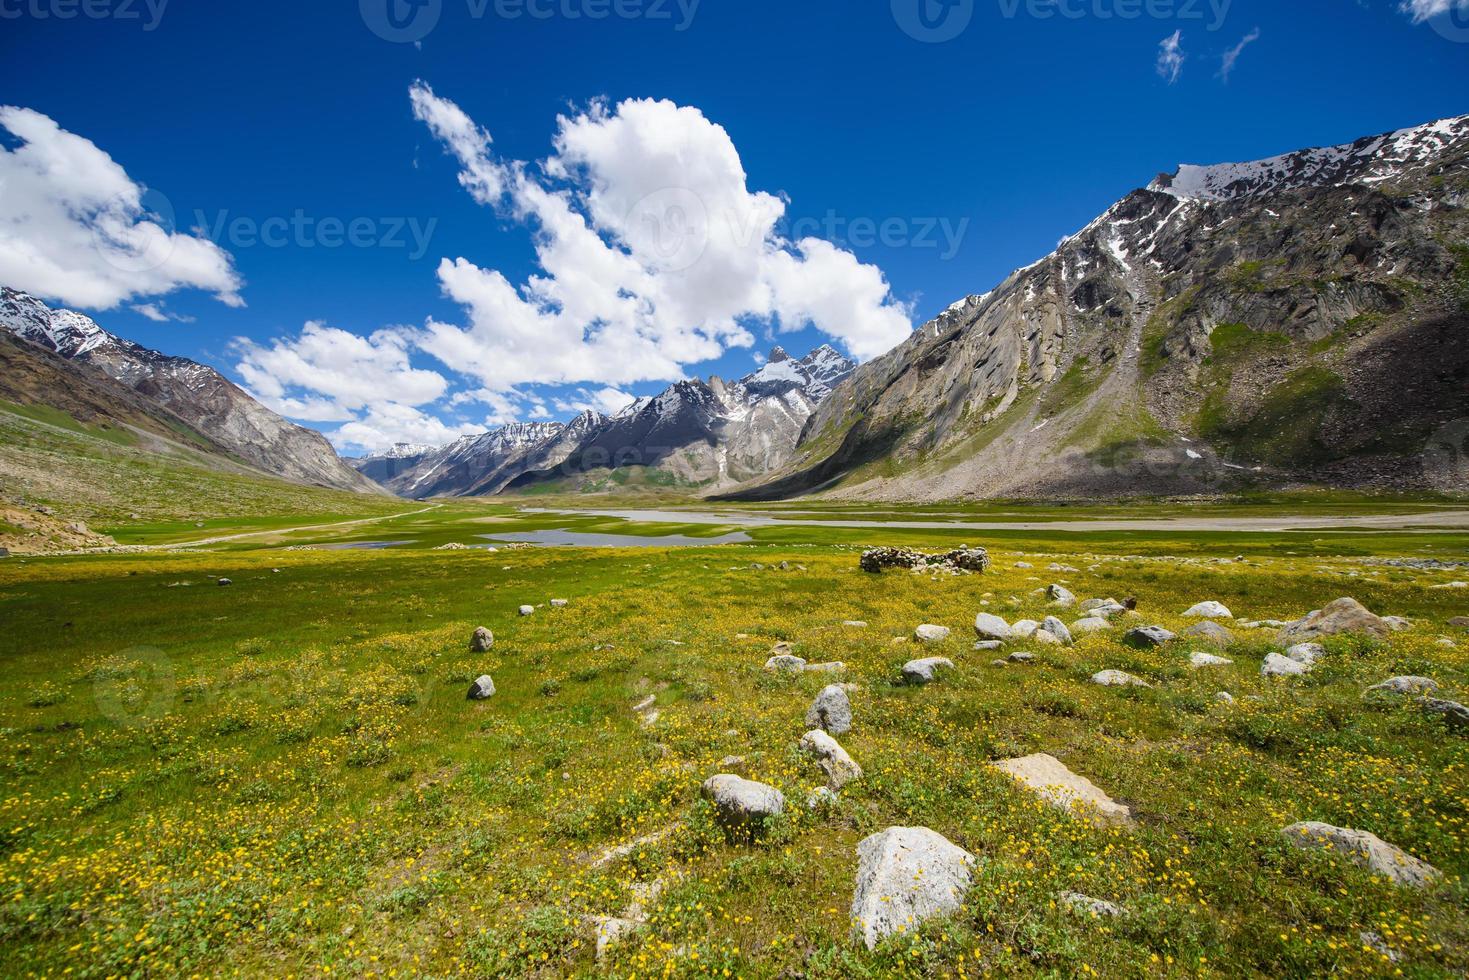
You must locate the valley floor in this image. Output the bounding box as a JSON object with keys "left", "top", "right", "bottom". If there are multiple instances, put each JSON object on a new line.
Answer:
{"left": 1, "top": 501, "right": 1467, "bottom": 977}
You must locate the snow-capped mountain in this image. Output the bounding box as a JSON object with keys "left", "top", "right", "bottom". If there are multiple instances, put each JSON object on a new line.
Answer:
{"left": 0, "top": 288, "right": 383, "bottom": 494}
{"left": 364, "top": 344, "right": 856, "bottom": 498}
{"left": 733, "top": 113, "right": 1469, "bottom": 501}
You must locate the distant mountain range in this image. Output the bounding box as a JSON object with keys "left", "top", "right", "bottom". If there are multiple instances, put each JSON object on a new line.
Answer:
{"left": 0, "top": 288, "right": 382, "bottom": 494}
{"left": 728, "top": 113, "right": 1469, "bottom": 500}
{"left": 352, "top": 345, "right": 856, "bottom": 498}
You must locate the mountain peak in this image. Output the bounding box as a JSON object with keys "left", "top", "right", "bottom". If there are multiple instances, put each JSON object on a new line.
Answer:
{"left": 768, "top": 346, "right": 791, "bottom": 363}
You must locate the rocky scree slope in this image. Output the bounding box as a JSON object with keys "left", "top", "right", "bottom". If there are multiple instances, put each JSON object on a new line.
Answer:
{"left": 0, "top": 288, "right": 383, "bottom": 494}
{"left": 729, "top": 115, "right": 1469, "bottom": 502}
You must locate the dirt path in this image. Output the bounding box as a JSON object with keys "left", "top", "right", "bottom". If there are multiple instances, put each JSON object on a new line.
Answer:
{"left": 153, "top": 504, "right": 443, "bottom": 551}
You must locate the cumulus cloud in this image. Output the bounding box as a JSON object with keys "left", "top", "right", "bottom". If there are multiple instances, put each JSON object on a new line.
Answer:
{"left": 1219, "top": 28, "right": 1261, "bottom": 82}
{"left": 1157, "top": 31, "right": 1186, "bottom": 84}
{"left": 0, "top": 106, "right": 243, "bottom": 311}
{"left": 552, "top": 386, "right": 638, "bottom": 417}
{"left": 233, "top": 321, "right": 450, "bottom": 429}
{"left": 331, "top": 403, "right": 485, "bottom": 455}
{"left": 409, "top": 83, "right": 912, "bottom": 395}
{"left": 1399, "top": 0, "right": 1469, "bottom": 22}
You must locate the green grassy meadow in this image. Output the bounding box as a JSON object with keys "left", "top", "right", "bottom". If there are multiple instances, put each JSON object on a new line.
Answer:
{"left": 1, "top": 502, "right": 1467, "bottom": 977}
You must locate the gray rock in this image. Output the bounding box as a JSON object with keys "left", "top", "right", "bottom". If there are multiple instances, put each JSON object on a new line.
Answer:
{"left": 804, "top": 661, "right": 846, "bottom": 674}
{"left": 1012, "top": 619, "right": 1040, "bottom": 638}
{"left": 217, "top": 578, "right": 233, "bottom": 587}
{"left": 470, "top": 627, "right": 495, "bottom": 653}
{"left": 1420, "top": 697, "right": 1469, "bottom": 732}
{"left": 849, "top": 827, "right": 976, "bottom": 950}
{"left": 1215, "top": 691, "right": 1235, "bottom": 704}
{"left": 973, "top": 640, "right": 1004, "bottom": 651}
{"left": 1184, "top": 621, "right": 1233, "bottom": 647}
{"left": 806, "top": 685, "right": 853, "bottom": 735}
{"left": 1123, "top": 626, "right": 1175, "bottom": 649}
{"left": 1366, "top": 676, "right": 1437, "bottom": 695}
{"left": 1047, "top": 584, "right": 1077, "bottom": 607}
{"left": 1189, "top": 651, "right": 1233, "bottom": 667}
{"left": 974, "top": 613, "right": 1013, "bottom": 641}
{"left": 766, "top": 654, "right": 808, "bottom": 673}
{"left": 1285, "top": 642, "right": 1325, "bottom": 666}
{"left": 1279, "top": 598, "right": 1390, "bottom": 643}
{"left": 1381, "top": 616, "right": 1411, "bottom": 632}
{"left": 843, "top": 620, "right": 869, "bottom": 628}
{"left": 701, "top": 775, "right": 785, "bottom": 839}
{"left": 593, "top": 916, "right": 642, "bottom": 960}
{"left": 1042, "top": 616, "right": 1073, "bottom": 646}
{"left": 1281, "top": 822, "right": 1440, "bottom": 889}
{"left": 915, "top": 624, "right": 952, "bottom": 643}
{"left": 1262, "top": 653, "right": 1308, "bottom": 677}
{"left": 1061, "top": 892, "right": 1125, "bottom": 918}
{"left": 1007, "top": 652, "right": 1036, "bottom": 664}
{"left": 0, "top": 547, "right": 9, "bottom": 558}
{"left": 1359, "top": 931, "right": 1401, "bottom": 964}
{"left": 1092, "top": 670, "right": 1152, "bottom": 688}
{"left": 807, "top": 786, "right": 838, "bottom": 810}
{"left": 903, "top": 657, "right": 955, "bottom": 685}
{"left": 1071, "top": 617, "right": 1112, "bottom": 634}
{"left": 518, "top": 605, "right": 535, "bottom": 616}
{"left": 467, "top": 675, "right": 496, "bottom": 700}
{"left": 550, "top": 599, "right": 569, "bottom": 608}
{"left": 1183, "top": 601, "right": 1233, "bottom": 619}
{"left": 992, "top": 754, "right": 1134, "bottom": 827}
{"left": 801, "top": 729, "right": 863, "bottom": 790}
{"left": 1032, "top": 629, "right": 1063, "bottom": 646}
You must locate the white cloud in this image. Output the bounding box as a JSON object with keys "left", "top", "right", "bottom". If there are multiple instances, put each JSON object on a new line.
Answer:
{"left": 1219, "top": 28, "right": 1261, "bottom": 82}
{"left": 408, "top": 83, "right": 912, "bottom": 394}
{"left": 330, "top": 402, "right": 485, "bottom": 455}
{"left": 233, "top": 321, "right": 450, "bottom": 428}
{"left": 131, "top": 302, "right": 195, "bottom": 323}
{"left": 0, "top": 106, "right": 243, "bottom": 311}
{"left": 1157, "top": 31, "right": 1186, "bottom": 84}
{"left": 552, "top": 386, "right": 637, "bottom": 417}
{"left": 1399, "top": 0, "right": 1469, "bottom": 22}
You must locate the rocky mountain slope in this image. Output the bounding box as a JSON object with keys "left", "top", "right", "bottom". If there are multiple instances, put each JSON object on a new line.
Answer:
{"left": 0, "top": 289, "right": 383, "bottom": 494}
{"left": 730, "top": 114, "right": 1469, "bottom": 501}
{"left": 362, "top": 345, "right": 855, "bottom": 498}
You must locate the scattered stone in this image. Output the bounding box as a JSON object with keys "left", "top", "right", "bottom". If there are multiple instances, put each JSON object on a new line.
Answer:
{"left": 1285, "top": 643, "right": 1325, "bottom": 666}
{"left": 0, "top": 547, "right": 10, "bottom": 559}
{"left": 1092, "top": 670, "right": 1152, "bottom": 688}
{"left": 1420, "top": 697, "right": 1469, "bottom": 732}
{"left": 1381, "top": 616, "right": 1411, "bottom": 632}
{"left": 632, "top": 695, "right": 656, "bottom": 714}
{"left": 1007, "top": 652, "right": 1036, "bottom": 663}
{"left": 915, "top": 624, "right": 952, "bottom": 643}
{"left": 770, "top": 641, "right": 795, "bottom": 656}
{"left": 804, "top": 661, "right": 846, "bottom": 674}
{"left": 1281, "top": 822, "right": 1440, "bottom": 889}
{"left": 1123, "top": 626, "right": 1175, "bottom": 649}
{"left": 974, "top": 613, "right": 1013, "bottom": 641}
{"left": 992, "top": 754, "right": 1133, "bottom": 827}
{"left": 1450, "top": 617, "right": 1469, "bottom": 629}
{"left": 807, "top": 786, "right": 838, "bottom": 810}
{"left": 1047, "top": 584, "right": 1077, "bottom": 607}
{"left": 1432, "top": 581, "right": 1469, "bottom": 590}
{"left": 217, "top": 578, "right": 233, "bottom": 587}
{"left": 1041, "top": 616, "right": 1073, "bottom": 646}
{"left": 1359, "top": 931, "right": 1401, "bottom": 964}
{"left": 518, "top": 605, "right": 535, "bottom": 616}
{"left": 1032, "top": 629, "right": 1063, "bottom": 646}
{"left": 801, "top": 729, "right": 863, "bottom": 790}
{"left": 718, "top": 755, "right": 747, "bottom": 770}
{"left": 1184, "top": 621, "right": 1233, "bottom": 647}
{"left": 806, "top": 685, "right": 853, "bottom": 735}
{"left": 701, "top": 775, "right": 785, "bottom": 840}
{"left": 593, "top": 916, "right": 641, "bottom": 959}
{"left": 470, "top": 627, "right": 494, "bottom": 652}
{"left": 1279, "top": 598, "right": 1390, "bottom": 643}
{"left": 1262, "top": 653, "right": 1308, "bottom": 678}
{"left": 1183, "top": 601, "right": 1233, "bottom": 619}
{"left": 903, "top": 657, "right": 955, "bottom": 685}
{"left": 1071, "top": 617, "right": 1112, "bottom": 634}
{"left": 467, "top": 676, "right": 496, "bottom": 700}
{"left": 849, "top": 827, "right": 975, "bottom": 950}
{"left": 973, "top": 640, "right": 1004, "bottom": 651}
{"left": 551, "top": 599, "right": 569, "bottom": 608}
{"left": 1061, "top": 892, "right": 1125, "bottom": 918}
{"left": 1367, "top": 676, "right": 1438, "bottom": 695}
{"left": 861, "top": 546, "right": 990, "bottom": 574}
{"left": 1012, "top": 619, "right": 1040, "bottom": 638}
{"left": 766, "top": 654, "right": 808, "bottom": 673}
{"left": 1215, "top": 691, "right": 1235, "bottom": 704}
{"left": 1189, "top": 652, "right": 1233, "bottom": 667}
{"left": 843, "top": 620, "right": 868, "bottom": 628}
{"left": 1015, "top": 561, "right": 1034, "bottom": 569}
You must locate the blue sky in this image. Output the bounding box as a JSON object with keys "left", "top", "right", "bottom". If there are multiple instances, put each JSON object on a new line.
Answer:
{"left": 2, "top": 0, "right": 1467, "bottom": 452}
